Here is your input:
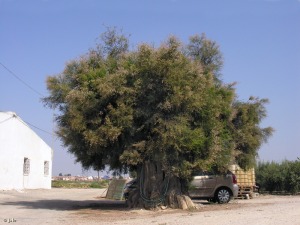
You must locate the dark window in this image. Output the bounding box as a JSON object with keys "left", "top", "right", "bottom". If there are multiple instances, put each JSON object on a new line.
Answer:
{"left": 44, "top": 161, "right": 49, "bottom": 176}
{"left": 23, "top": 158, "right": 30, "bottom": 175}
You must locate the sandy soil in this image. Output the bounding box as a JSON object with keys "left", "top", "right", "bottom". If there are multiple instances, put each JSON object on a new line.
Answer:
{"left": 0, "top": 188, "right": 300, "bottom": 225}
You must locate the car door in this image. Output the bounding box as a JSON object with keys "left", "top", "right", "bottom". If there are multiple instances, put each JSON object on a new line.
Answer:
{"left": 189, "top": 170, "right": 206, "bottom": 197}
{"left": 189, "top": 170, "right": 217, "bottom": 197}
{"left": 201, "top": 171, "right": 217, "bottom": 196}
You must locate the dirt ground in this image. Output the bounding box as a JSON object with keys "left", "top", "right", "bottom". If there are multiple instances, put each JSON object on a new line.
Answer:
{"left": 0, "top": 188, "right": 300, "bottom": 225}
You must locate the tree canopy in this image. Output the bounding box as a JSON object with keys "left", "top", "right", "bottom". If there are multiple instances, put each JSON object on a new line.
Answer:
{"left": 43, "top": 29, "right": 273, "bottom": 208}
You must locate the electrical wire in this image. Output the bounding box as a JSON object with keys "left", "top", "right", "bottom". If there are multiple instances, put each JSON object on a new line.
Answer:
{"left": 0, "top": 63, "right": 54, "bottom": 136}
{"left": 0, "top": 112, "right": 53, "bottom": 136}
{"left": 0, "top": 113, "right": 54, "bottom": 136}
{"left": 23, "top": 119, "right": 54, "bottom": 136}
{"left": 17, "top": 117, "right": 54, "bottom": 136}
{"left": 0, "top": 61, "right": 44, "bottom": 97}
{"left": 0, "top": 116, "right": 14, "bottom": 124}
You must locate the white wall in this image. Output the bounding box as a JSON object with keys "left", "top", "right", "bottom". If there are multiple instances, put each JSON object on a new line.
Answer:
{"left": 0, "top": 112, "right": 52, "bottom": 190}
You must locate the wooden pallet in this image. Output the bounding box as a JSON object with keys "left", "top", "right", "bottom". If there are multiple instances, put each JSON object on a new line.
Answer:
{"left": 237, "top": 186, "right": 254, "bottom": 199}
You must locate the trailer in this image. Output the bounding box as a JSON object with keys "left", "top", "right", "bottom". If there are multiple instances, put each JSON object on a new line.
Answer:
{"left": 229, "top": 164, "right": 257, "bottom": 199}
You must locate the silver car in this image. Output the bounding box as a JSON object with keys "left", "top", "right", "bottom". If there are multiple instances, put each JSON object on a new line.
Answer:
{"left": 189, "top": 170, "right": 239, "bottom": 203}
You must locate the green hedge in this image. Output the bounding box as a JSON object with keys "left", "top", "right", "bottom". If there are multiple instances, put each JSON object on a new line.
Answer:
{"left": 256, "top": 159, "right": 300, "bottom": 194}
{"left": 52, "top": 180, "right": 109, "bottom": 188}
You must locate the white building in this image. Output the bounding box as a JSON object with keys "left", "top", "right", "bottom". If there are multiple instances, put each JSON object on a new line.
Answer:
{"left": 0, "top": 111, "right": 53, "bottom": 190}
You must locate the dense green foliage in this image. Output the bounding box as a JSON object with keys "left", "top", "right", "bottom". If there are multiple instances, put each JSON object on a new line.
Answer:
{"left": 52, "top": 180, "right": 109, "bottom": 189}
{"left": 256, "top": 159, "right": 300, "bottom": 194}
{"left": 44, "top": 28, "right": 272, "bottom": 183}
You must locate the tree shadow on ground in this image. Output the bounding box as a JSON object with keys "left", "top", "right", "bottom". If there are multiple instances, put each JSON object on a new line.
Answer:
{"left": 2, "top": 199, "right": 128, "bottom": 211}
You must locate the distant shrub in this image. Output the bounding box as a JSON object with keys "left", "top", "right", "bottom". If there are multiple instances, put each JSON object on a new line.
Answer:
{"left": 256, "top": 159, "right": 300, "bottom": 194}
{"left": 52, "top": 180, "right": 109, "bottom": 189}
{"left": 90, "top": 180, "right": 109, "bottom": 188}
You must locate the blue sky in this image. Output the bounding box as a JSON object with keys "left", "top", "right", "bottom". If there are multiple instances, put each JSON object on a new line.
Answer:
{"left": 1, "top": 0, "right": 299, "bottom": 176}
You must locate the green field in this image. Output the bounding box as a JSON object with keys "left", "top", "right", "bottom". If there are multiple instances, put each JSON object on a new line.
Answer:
{"left": 52, "top": 180, "right": 109, "bottom": 189}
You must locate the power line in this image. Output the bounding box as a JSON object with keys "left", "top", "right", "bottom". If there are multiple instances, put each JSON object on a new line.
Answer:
{"left": 0, "top": 63, "right": 55, "bottom": 138}
{"left": 0, "top": 61, "right": 44, "bottom": 97}
{"left": 18, "top": 117, "right": 54, "bottom": 136}
{"left": 0, "top": 113, "right": 53, "bottom": 135}
{"left": 25, "top": 120, "right": 54, "bottom": 136}
{"left": 0, "top": 112, "right": 57, "bottom": 137}
{"left": 0, "top": 116, "right": 14, "bottom": 124}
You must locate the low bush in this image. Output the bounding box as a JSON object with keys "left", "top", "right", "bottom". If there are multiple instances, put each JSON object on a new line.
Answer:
{"left": 52, "top": 180, "right": 109, "bottom": 188}
{"left": 256, "top": 158, "right": 300, "bottom": 194}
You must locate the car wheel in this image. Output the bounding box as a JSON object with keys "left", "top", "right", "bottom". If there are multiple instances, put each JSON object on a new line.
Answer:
{"left": 216, "top": 188, "right": 231, "bottom": 204}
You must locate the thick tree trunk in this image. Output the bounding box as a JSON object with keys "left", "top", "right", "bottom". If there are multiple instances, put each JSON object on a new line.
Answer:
{"left": 126, "top": 161, "right": 197, "bottom": 210}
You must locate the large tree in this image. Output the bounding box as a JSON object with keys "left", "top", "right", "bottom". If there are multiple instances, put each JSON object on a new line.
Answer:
{"left": 44, "top": 29, "right": 273, "bottom": 209}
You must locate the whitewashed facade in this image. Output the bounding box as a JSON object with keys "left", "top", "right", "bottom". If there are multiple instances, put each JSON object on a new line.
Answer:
{"left": 0, "top": 112, "right": 53, "bottom": 190}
